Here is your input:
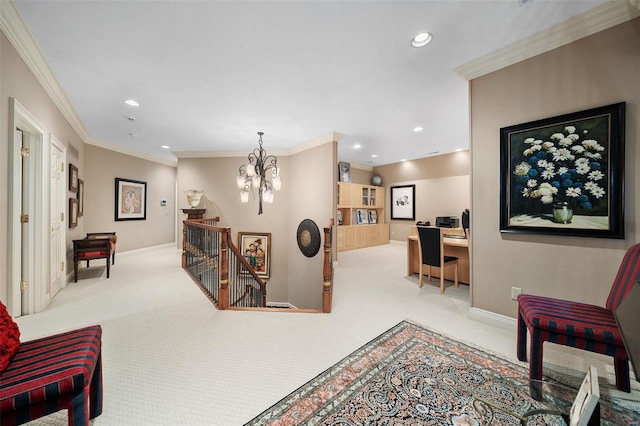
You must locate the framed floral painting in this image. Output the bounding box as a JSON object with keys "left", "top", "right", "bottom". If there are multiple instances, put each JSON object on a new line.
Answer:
{"left": 500, "top": 102, "right": 625, "bottom": 239}
{"left": 115, "top": 177, "right": 147, "bottom": 221}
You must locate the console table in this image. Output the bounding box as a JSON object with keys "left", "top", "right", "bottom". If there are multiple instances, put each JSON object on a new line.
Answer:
{"left": 407, "top": 228, "right": 470, "bottom": 285}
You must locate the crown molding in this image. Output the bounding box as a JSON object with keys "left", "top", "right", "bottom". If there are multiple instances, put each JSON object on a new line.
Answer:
{"left": 456, "top": 0, "right": 640, "bottom": 81}
{"left": 86, "top": 137, "right": 177, "bottom": 168}
{"left": 1, "top": 0, "right": 90, "bottom": 141}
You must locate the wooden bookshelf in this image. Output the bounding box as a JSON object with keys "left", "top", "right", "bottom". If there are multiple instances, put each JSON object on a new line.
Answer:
{"left": 337, "top": 182, "right": 389, "bottom": 252}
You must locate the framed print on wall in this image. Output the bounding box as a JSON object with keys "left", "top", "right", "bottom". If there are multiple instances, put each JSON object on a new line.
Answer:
{"left": 69, "top": 198, "right": 78, "bottom": 228}
{"left": 77, "top": 179, "right": 84, "bottom": 217}
{"left": 238, "top": 232, "right": 271, "bottom": 279}
{"left": 115, "top": 177, "right": 147, "bottom": 221}
{"left": 69, "top": 163, "right": 78, "bottom": 192}
{"left": 390, "top": 184, "right": 415, "bottom": 220}
{"left": 500, "top": 102, "right": 625, "bottom": 239}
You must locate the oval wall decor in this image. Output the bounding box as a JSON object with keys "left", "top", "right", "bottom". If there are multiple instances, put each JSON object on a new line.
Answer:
{"left": 296, "top": 219, "right": 321, "bottom": 258}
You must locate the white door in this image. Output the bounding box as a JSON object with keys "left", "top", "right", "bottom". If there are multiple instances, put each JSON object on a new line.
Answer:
{"left": 50, "top": 138, "right": 66, "bottom": 298}
{"left": 19, "top": 129, "right": 34, "bottom": 314}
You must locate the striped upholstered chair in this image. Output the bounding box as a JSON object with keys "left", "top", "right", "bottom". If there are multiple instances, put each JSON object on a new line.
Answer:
{"left": 517, "top": 243, "right": 640, "bottom": 392}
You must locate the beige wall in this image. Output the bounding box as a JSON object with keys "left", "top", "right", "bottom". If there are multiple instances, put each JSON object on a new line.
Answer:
{"left": 84, "top": 145, "right": 176, "bottom": 252}
{"left": 349, "top": 166, "right": 373, "bottom": 185}
{"left": 374, "top": 151, "right": 471, "bottom": 241}
{"left": 471, "top": 18, "right": 639, "bottom": 318}
{"left": 1, "top": 32, "right": 86, "bottom": 303}
{"left": 177, "top": 140, "right": 336, "bottom": 309}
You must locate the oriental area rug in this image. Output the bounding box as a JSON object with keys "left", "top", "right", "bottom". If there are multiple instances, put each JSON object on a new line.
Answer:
{"left": 246, "top": 321, "right": 639, "bottom": 426}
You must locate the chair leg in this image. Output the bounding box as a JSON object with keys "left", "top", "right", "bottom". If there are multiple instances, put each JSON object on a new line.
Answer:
{"left": 106, "top": 258, "right": 110, "bottom": 279}
{"left": 614, "top": 357, "right": 631, "bottom": 392}
{"left": 440, "top": 273, "right": 444, "bottom": 294}
{"left": 74, "top": 260, "right": 79, "bottom": 283}
{"left": 528, "top": 328, "right": 544, "bottom": 382}
{"left": 454, "top": 263, "right": 459, "bottom": 288}
{"left": 418, "top": 265, "right": 423, "bottom": 288}
{"left": 516, "top": 311, "right": 528, "bottom": 362}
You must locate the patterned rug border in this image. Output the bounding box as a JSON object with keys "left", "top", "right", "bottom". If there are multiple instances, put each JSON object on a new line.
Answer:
{"left": 245, "top": 319, "right": 639, "bottom": 425}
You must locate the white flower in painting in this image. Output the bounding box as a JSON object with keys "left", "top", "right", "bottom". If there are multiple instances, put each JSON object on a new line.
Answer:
{"left": 541, "top": 169, "right": 556, "bottom": 180}
{"left": 565, "top": 126, "right": 576, "bottom": 134}
{"left": 568, "top": 134, "right": 580, "bottom": 141}
{"left": 576, "top": 164, "right": 590, "bottom": 175}
{"left": 550, "top": 133, "right": 565, "bottom": 140}
{"left": 527, "top": 179, "right": 538, "bottom": 188}
{"left": 530, "top": 144, "right": 542, "bottom": 152}
{"left": 553, "top": 148, "right": 574, "bottom": 161}
{"left": 514, "top": 162, "right": 531, "bottom": 176}
{"left": 542, "top": 141, "right": 554, "bottom": 149}
{"left": 571, "top": 145, "right": 585, "bottom": 154}
{"left": 523, "top": 148, "right": 533, "bottom": 156}
{"left": 538, "top": 182, "right": 557, "bottom": 198}
{"left": 533, "top": 139, "right": 543, "bottom": 145}
{"left": 584, "top": 152, "right": 602, "bottom": 159}
{"left": 522, "top": 188, "right": 532, "bottom": 197}
{"left": 547, "top": 146, "right": 558, "bottom": 153}
{"left": 537, "top": 159, "right": 549, "bottom": 168}
{"left": 584, "top": 181, "right": 598, "bottom": 191}
{"left": 566, "top": 187, "right": 582, "bottom": 198}
{"left": 558, "top": 138, "right": 573, "bottom": 147}
{"left": 558, "top": 166, "right": 569, "bottom": 174}
{"left": 588, "top": 170, "right": 604, "bottom": 181}
{"left": 590, "top": 186, "right": 606, "bottom": 199}
{"left": 582, "top": 139, "right": 599, "bottom": 149}
{"left": 524, "top": 137, "right": 535, "bottom": 144}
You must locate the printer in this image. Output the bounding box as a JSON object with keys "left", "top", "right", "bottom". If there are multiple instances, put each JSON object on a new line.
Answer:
{"left": 435, "top": 216, "right": 459, "bottom": 228}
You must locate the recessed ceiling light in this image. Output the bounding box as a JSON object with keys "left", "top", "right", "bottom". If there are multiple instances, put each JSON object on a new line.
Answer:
{"left": 411, "top": 32, "right": 432, "bottom": 48}
{"left": 371, "top": 154, "right": 378, "bottom": 158}
{"left": 413, "top": 126, "right": 423, "bottom": 132}
{"left": 124, "top": 99, "right": 140, "bottom": 107}
{"left": 161, "top": 145, "right": 170, "bottom": 149}
{"left": 353, "top": 143, "right": 361, "bottom": 149}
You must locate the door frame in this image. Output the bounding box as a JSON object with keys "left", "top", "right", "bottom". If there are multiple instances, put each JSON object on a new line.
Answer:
{"left": 50, "top": 135, "right": 68, "bottom": 297}
{"left": 9, "top": 98, "right": 50, "bottom": 317}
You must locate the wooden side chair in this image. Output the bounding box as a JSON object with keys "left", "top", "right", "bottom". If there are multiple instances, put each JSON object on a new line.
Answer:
{"left": 517, "top": 243, "right": 640, "bottom": 392}
{"left": 416, "top": 226, "right": 458, "bottom": 293}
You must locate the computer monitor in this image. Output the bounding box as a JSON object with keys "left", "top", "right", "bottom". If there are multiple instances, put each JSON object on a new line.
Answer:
{"left": 614, "top": 280, "right": 640, "bottom": 381}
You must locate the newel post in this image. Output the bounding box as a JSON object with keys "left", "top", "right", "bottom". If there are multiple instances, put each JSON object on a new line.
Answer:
{"left": 322, "top": 223, "right": 333, "bottom": 313}
{"left": 219, "top": 228, "right": 230, "bottom": 310}
{"left": 182, "top": 221, "right": 187, "bottom": 268}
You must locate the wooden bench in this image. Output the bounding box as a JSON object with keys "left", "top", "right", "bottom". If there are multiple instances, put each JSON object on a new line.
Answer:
{"left": 0, "top": 325, "right": 103, "bottom": 426}
{"left": 85, "top": 232, "right": 117, "bottom": 266}
{"left": 73, "top": 238, "right": 112, "bottom": 282}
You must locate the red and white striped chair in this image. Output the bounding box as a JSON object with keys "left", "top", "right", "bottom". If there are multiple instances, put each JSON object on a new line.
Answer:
{"left": 516, "top": 243, "right": 640, "bottom": 392}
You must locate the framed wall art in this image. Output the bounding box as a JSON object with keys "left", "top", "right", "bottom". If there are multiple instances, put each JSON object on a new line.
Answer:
{"left": 390, "top": 184, "right": 415, "bottom": 220}
{"left": 500, "top": 102, "right": 625, "bottom": 239}
{"left": 69, "top": 198, "right": 78, "bottom": 228}
{"left": 77, "top": 179, "right": 84, "bottom": 217}
{"left": 115, "top": 177, "right": 147, "bottom": 221}
{"left": 238, "top": 232, "right": 271, "bottom": 278}
{"left": 338, "top": 161, "right": 351, "bottom": 183}
{"left": 69, "top": 163, "right": 78, "bottom": 192}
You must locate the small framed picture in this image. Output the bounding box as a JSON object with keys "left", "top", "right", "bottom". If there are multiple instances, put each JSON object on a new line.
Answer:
{"left": 77, "top": 179, "right": 84, "bottom": 217}
{"left": 356, "top": 209, "right": 369, "bottom": 224}
{"left": 238, "top": 232, "right": 271, "bottom": 279}
{"left": 368, "top": 210, "right": 377, "bottom": 224}
{"left": 115, "top": 177, "right": 147, "bottom": 221}
{"left": 69, "top": 198, "right": 78, "bottom": 228}
{"left": 69, "top": 163, "right": 79, "bottom": 192}
{"left": 338, "top": 161, "right": 351, "bottom": 183}
{"left": 390, "top": 184, "right": 415, "bottom": 220}
{"left": 337, "top": 210, "right": 343, "bottom": 225}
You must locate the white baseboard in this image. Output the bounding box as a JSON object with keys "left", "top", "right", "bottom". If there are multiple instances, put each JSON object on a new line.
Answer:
{"left": 266, "top": 302, "right": 298, "bottom": 309}
{"left": 117, "top": 242, "right": 176, "bottom": 256}
{"left": 469, "top": 307, "right": 517, "bottom": 331}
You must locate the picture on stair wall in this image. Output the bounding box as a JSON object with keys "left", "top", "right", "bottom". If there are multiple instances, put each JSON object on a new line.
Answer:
{"left": 500, "top": 102, "right": 625, "bottom": 239}
{"left": 238, "top": 232, "right": 271, "bottom": 279}
{"left": 115, "top": 177, "right": 147, "bottom": 221}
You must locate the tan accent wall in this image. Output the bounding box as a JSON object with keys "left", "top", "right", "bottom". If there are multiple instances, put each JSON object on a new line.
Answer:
{"left": 349, "top": 166, "right": 373, "bottom": 185}
{"left": 373, "top": 151, "right": 471, "bottom": 241}
{"left": 84, "top": 145, "right": 177, "bottom": 252}
{"left": 470, "top": 18, "right": 639, "bottom": 318}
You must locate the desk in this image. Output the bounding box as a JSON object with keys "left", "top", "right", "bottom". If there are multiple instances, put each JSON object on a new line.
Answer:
{"left": 407, "top": 229, "right": 470, "bottom": 285}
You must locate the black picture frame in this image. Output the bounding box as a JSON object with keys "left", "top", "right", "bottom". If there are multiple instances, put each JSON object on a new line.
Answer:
{"left": 77, "top": 179, "right": 84, "bottom": 217}
{"left": 115, "top": 177, "right": 147, "bottom": 221}
{"left": 69, "top": 163, "right": 78, "bottom": 192}
{"left": 390, "top": 184, "right": 415, "bottom": 220}
{"left": 500, "top": 102, "right": 625, "bottom": 239}
{"left": 69, "top": 198, "right": 78, "bottom": 228}
{"left": 238, "top": 232, "right": 271, "bottom": 278}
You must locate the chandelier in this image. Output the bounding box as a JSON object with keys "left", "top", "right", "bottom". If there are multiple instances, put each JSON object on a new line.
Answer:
{"left": 236, "top": 132, "right": 282, "bottom": 215}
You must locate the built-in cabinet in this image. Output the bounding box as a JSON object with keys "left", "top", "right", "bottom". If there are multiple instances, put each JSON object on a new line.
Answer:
{"left": 337, "top": 183, "right": 389, "bottom": 252}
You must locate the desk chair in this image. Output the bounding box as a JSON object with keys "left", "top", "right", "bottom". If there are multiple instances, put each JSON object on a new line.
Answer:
{"left": 416, "top": 226, "right": 459, "bottom": 293}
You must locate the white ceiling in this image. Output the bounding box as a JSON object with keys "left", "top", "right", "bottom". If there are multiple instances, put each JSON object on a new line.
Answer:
{"left": 14, "top": 0, "right": 608, "bottom": 167}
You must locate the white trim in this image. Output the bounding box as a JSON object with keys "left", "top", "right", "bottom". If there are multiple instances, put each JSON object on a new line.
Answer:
{"left": 456, "top": 1, "right": 640, "bottom": 81}
{"left": 468, "top": 307, "right": 517, "bottom": 331}
{"left": 50, "top": 135, "right": 67, "bottom": 292}
{"left": 174, "top": 131, "right": 343, "bottom": 159}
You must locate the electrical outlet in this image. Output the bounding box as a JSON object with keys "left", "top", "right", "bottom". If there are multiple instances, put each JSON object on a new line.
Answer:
{"left": 511, "top": 287, "right": 522, "bottom": 300}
